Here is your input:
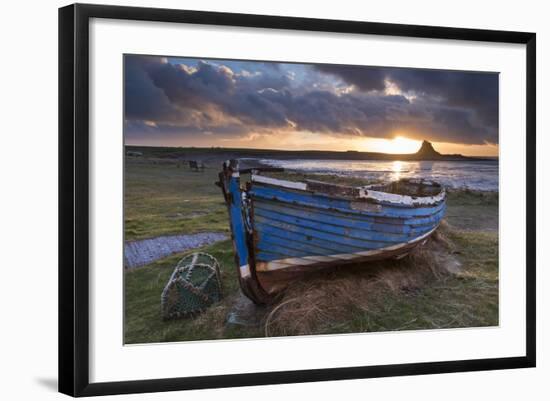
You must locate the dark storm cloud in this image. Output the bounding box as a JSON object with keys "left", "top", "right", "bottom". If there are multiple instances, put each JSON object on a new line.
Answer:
{"left": 312, "top": 64, "right": 499, "bottom": 143}
{"left": 313, "top": 64, "right": 387, "bottom": 92}
{"left": 124, "top": 56, "right": 499, "bottom": 145}
{"left": 147, "top": 60, "right": 235, "bottom": 111}
{"left": 124, "top": 56, "right": 182, "bottom": 123}
{"left": 390, "top": 69, "right": 499, "bottom": 128}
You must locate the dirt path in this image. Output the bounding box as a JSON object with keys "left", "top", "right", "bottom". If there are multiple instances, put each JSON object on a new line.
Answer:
{"left": 124, "top": 232, "right": 227, "bottom": 269}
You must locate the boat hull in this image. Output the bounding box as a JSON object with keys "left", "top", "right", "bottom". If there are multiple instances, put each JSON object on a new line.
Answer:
{"left": 219, "top": 160, "right": 446, "bottom": 303}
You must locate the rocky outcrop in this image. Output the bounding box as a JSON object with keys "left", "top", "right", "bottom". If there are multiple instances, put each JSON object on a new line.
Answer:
{"left": 415, "top": 140, "right": 441, "bottom": 158}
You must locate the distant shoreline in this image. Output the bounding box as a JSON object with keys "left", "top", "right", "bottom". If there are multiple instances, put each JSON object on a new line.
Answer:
{"left": 125, "top": 145, "right": 498, "bottom": 162}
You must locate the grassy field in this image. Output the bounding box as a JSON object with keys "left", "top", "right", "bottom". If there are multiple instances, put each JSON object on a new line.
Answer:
{"left": 124, "top": 160, "right": 228, "bottom": 241}
{"left": 124, "top": 156, "right": 498, "bottom": 344}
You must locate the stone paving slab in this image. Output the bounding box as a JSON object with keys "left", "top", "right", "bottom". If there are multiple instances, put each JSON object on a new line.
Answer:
{"left": 124, "top": 232, "right": 227, "bottom": 268}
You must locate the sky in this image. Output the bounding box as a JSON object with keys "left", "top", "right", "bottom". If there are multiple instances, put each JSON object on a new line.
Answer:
{"left": 124, "top": 55, "right": 499, "bottom": 156}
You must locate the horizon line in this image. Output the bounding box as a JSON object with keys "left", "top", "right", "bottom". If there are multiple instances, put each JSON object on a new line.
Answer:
{"left": 123, "top": 143, "right": 499, "bottom": 158}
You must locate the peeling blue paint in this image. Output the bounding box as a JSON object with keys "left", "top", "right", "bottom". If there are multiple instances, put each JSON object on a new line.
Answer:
{"left": 227, "top": 174, "right": 249, "bottom": 269}
{"left": 249, "top": 182, "right": 445, "bottom": 262}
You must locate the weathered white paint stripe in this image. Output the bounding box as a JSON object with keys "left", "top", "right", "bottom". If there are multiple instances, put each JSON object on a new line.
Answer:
{"left": 256, "top": 226, "right": 438, "bottom": 272}
{"left": 358, "top": 187, "right": 445, "bottom": 206}
{"left": 239, "top": 264, "right": 251, "bottom": 278}
{"left": 252, "top": 174, "right": 444, "bottom": 206}
{"left": 251, "top": 174, "right": 308, "bottom": 190}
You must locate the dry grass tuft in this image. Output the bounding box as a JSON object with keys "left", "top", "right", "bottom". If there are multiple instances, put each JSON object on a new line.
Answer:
{"left": 264, "top": 225, "right": 459, "bottom": 337}
{"left": 191, "top": 301, "right": 231, "bottom": 338}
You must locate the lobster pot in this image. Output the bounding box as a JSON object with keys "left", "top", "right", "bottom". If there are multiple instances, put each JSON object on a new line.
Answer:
{"left": 161, "top": 253, "right": 223, "bottom": 320}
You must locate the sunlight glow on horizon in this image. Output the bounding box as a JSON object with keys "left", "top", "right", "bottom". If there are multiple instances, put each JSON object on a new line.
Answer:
{"left": 125, "top": 132, "right": 499, "bottom": 157}
{"left": 362, "top": 136, "right": 422, "bottom": 154}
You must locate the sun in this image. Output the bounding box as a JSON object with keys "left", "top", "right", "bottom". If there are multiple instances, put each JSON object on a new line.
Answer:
{"left": 364, "top": 136, "right": 421, "bottom": 154}
{"left": 388, "top": 136, "right": 421, "bottom": 153}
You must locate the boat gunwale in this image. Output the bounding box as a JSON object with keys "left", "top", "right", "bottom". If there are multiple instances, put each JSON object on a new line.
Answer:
{"left": 250, "top": 174, "right": 446, "bottom": 207}
{"left": 253, "top": 210, "right": 436, "bottom": 246}
{"left": 249, "top": 185, "right": 447, "bottom": 219}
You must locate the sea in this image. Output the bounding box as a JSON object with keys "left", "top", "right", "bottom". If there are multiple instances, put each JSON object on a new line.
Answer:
{"left": 255, "top": 159, "right": 499, "bottom": 192}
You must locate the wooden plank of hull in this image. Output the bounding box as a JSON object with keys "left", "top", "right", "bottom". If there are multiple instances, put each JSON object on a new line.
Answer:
{"left": 254, "top": 208, "right": 437, "bottom": 245}
{"left": 256, "top": 228, "right": 434, "bottom": 294}
{"left": 255, "top": 225, "right": 436, "bottom": 273}
{"left": 258, "top": 224, "right": 372, "bottom": 253}
{"left": 254, "top": 197, "right": 446, "bottom": 229}
{"left": 254, "top": 222, "right": 434, "bottom": 260}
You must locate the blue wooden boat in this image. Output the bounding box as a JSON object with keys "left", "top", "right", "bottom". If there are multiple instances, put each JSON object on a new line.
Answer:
{"left": 218, "top": 159, "right": 446, "bottom": 304}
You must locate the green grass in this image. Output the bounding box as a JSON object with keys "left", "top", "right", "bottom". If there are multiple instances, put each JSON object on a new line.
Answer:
{"left": 343, "top": 230, "right": 498, "bottom": 333}
{"left": 445, "top": 189, "right": 498, "bottom": 231}
{"left": 125, "top": 229, "right": 498, "bottom": 343}
{"left": 124, "top": 158, "right": 499, "bottom": 344}
{"left": 124, "top": 240, "right": 267, "bottom": 343}
{"left": 125, "top": 161, "right": 228, "bottom": 241}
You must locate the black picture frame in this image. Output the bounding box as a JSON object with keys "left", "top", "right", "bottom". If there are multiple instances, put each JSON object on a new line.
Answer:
{"left": 59, "top": 3, "right": 536, "bottom": 397}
